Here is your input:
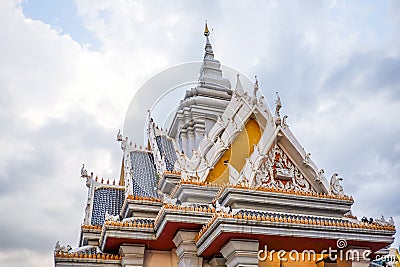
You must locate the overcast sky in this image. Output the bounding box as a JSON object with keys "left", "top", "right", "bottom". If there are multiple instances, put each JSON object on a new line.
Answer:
{"left": 0, "top": 0, "right": 399, "bottom": 266}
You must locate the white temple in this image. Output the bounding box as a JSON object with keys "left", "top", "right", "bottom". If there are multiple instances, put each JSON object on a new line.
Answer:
{"left": 54, "top": 23, "right": 396, "bottom": 267}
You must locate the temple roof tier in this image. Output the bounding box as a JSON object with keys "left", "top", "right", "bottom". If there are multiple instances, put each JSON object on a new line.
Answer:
{"left": 196, "top": 210, "right": 395, "bottom": 257}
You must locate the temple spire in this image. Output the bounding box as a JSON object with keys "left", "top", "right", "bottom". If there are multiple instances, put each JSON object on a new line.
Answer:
{"left": 197, "top": 21, "right": 230, "bottom": 90}
{"left": 204, "top": 21, "right": 214, "bottom": 60}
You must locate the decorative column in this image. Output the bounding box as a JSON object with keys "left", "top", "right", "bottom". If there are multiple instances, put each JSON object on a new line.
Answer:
{"left": 194, "top": 128, "right": 202, "bottom": 151}
{"left": 193, "top": 116, "right": 205, "bottom": 150}
{"left": 173, "top": 231, "right": 203, "bottom": 267}
{"left": 220, "top": 239, "right": 259, "bottom": 267}
{"left": 337, "top": 247, "right": 371, "bottom": 267}
{"left": 119, "top": 244, "right": 145, "bottom": 267}
{"left": 209, "top": 256, "right": 227, "bottom": 267}
{"left": 180, "top": 130, "right": 188, "bottom": 155}
{"left": 188, "top": 127, "right": 195, "bottom": 156}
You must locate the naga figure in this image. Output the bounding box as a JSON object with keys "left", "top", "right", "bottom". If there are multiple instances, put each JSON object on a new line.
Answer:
{"left": 80, "top": 164, "right": 88, "bottom": 178}
{"left": 215, "top": 201, "right": 231, "bottom": 213}
{"left": 224, "top": 161, "right": 240, "bottom": 185}
{"left": 55, "top": 241, "right": 72, "bottom": 253}
{"left": 116, "top": 129, "right": 123, "bottom": 141}
{"left": 317, "top": 169, "right": 325, "bottom": 183}
{"left": 303, "top": 153, "right": 311, "bottom": 166}
{"left": 329, "top": 173, "right": 344, "bottom": 196}
{"left": 282, "top": 115, "right": 288, "bottom": 127}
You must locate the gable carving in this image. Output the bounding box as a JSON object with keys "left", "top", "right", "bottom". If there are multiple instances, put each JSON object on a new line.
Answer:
{"left": 255, "top": 144, "right": 316, "bottom": 192}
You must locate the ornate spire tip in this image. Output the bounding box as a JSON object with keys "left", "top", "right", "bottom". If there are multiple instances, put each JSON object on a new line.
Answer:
{"left": 204, "top": 21, "right": 210, "bottom": 36}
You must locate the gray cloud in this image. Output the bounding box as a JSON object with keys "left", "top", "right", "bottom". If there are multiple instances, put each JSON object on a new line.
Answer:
{"left": 0, "top": 108, "right": 121, "bottom": 252}
{"left": 324, "top": 52, "right": 400, "bottom": 96}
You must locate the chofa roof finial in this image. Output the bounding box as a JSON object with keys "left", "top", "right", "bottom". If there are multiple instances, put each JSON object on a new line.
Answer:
{"left": 275, "top": 92, "right": 282, "bottom": 126}
{"left": 253, "top": 75, "right": 259, "bottom": 98}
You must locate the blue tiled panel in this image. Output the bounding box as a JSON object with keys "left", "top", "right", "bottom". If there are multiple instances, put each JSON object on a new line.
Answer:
{"left": 128, "top": 218, "right": 154, "bottom": 225}
{"left": 130, "top": 151, "right": 158, "bottom": 198}
{"left": 155, "top": 136, "right": 177, "bottom": 171}
{"left": 91, "top": 188, "right": 124, "bottom": 226}
{"left": 76, "top": 247, "right": 98, "bottom": 255}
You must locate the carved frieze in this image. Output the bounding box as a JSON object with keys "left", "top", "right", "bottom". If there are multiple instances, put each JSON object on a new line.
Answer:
{"left": 255, "top": 144, "right": 315, "bottom": 192}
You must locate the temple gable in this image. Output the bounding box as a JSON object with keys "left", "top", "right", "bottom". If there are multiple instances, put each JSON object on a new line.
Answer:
{"left": 255, "top": 143, "right": 316, "bottom": 193}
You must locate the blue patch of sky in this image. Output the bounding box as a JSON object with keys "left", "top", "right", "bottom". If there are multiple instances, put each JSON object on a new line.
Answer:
{"left": 363, "top": 1, "right": 391, "bottom": 43}
{"left": 347, "top": 0, "right": 390, "bottom": 45}
{"left": 327, "top": 0, "right": 390, "bottom": 46}
{"left": 22, "top": 0, "right": 100, "bottom": 50}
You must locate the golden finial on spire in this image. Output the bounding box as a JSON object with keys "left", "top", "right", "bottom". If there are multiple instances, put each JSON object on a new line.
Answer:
{"left": 204, "top": 20, "right": 210, "bottom": 36}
